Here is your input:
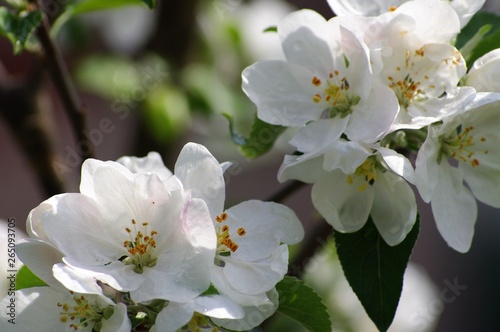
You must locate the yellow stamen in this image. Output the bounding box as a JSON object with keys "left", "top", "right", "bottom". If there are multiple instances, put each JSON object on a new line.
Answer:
{"left": 122, "top": 219, "right": 158, "bottom": 273}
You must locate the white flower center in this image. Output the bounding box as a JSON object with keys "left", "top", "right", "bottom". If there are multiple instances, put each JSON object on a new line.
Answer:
{"left": 311, "top": 72, "right": 361, "bottom": 118}
{"left": 122, "top": 219, "right": 158, "bottom": 274}
{"left": 58, "top": 292, "right": 110, "bottom": 331}
{"left": 439, "top": 125, "right": 488, "bottom": 167}
{"left": 214, "top": 212, "right": 246, "bottom": 267}
{"left": 346, "top": 157, "right": 380, "bottom": 192}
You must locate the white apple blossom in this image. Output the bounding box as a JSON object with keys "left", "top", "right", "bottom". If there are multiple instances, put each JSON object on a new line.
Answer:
{"left": 17, "top": 230, "right": 244, "bottom": 331}
{"left": 41, "top": 143, "right": 303, "bottom": 330}
{"left": 280, "top": 141, "right": 416, "bottom": 246}
{"left": 171, "top": 144, "right": 304, "bottom": 306}
{"left": 336, "top": 0, "right": 474, "bottom": 131}
{"left": 465, "top": 49, "right": 500, "bottom": 92}
{"left": 27, "top": 155, "right": 216, "bottom": 304}
{"left": 0, "top": 287, "right": 131, "bottom": 332}
{"left": 415, "top": 93, "right": 500, "bottom": 252}
{"left": 242, "top": 9, "right": 399, "bottom": 143}
{"left": 327, "top": 0, "right": 485, "bottom": 28}
{"left": 114, "top": 144, "right": 304, "bottom": 328}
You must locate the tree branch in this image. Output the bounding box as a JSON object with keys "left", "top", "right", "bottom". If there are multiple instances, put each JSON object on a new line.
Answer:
{"left": 29, "top": 0, "right": 93, "bottom": 162}
{"left": 265, "top": 180, "right": 306, "bottom": 203}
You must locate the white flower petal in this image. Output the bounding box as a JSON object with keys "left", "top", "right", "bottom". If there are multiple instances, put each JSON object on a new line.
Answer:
{"left": 37, "top": 193, "right": 125, "bottom": 265}
{"left": 337, "top": 22, "right": 373, "bottom": 97}
{"left": 192, "top": 295, "right": 244, "bottom": 319}
{"left": 278, "top": 154, "right": 329, "bottom": 183}
{"left": 323, "top": 140, "right": 372, "bottom": 174}
{"left": 288, "top": 118, "right": 347, "bottom": 154}
{"left": 212, "top": 288, "right": 279, "bottom": 331}
{"left": 467, "top": 49, "right": 500, "bottom": 92}
{"left": 312, "top": 171, "right": 373, "bottom": 232}
{"left": 63, "top": 257, "right": 143, "bottom": 292}
{"left": 414, "top": 128, "right": 441, "bottom": 202}
{"left": 278, "top": 9, "right": 335, "bottom": 74}
{"left": 26, "top": 194, "right": 64, "bottom": 241}
{"left": 52, "top": 263, "right": 104, "bottom": 295}
{"left": 16, "top": 239, "right": 65, "bottom": 290}
{"left": 226, "top": 200, "right": 304, "bottom": 253}
{"left": 0, "top": 287, "right": 126, "bottom": 332}
{"left": 345, "top": 84, "right": 399, "bottom": 142}
{"left": 1, "top": 287, "right": 65, "bottom": 331}
{"left": 242, "top": 60, "right": 323, "bottom": 126}
{"left": 449, "top": 0, "right": 485, "bottom": 28}
{"left": 431, "top": 163, "right": 477, "bottom": 253}
{"left": 395, "top": 0, "right": 461, "bottom": 43}
{"left": 131, "top": 198, "right": 215, "bottom": 303}
{"left": 371, "top": 172, "right": 417, "bottom": 246}
{"left": 101, "top": 303, "right": 131, "bottom": 332}
{"left": 151, "top": 302, "right": 194, "bottom": 332}
{"left": 221, "top": 245, "right": 288, "bottom": 295}
{"left": 213, "top": 200, "right": 302, "bottom": 295}
{"left": 174, "top": 142, "right": 225, "bottom": 218}
{"left": 116, "top": 151, "right": 172, "bottom": 181}
{"left": 88, "top": 163, "right": 175, "bottom": 233}
{"left": 327, "top": 0, "right": 405, "bottom": 16}
{"left": 378, "top": 146, "right": 415, "bottom": 183}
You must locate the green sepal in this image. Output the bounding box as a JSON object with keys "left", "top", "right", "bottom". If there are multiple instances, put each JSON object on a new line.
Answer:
{"left": 102, "top": 306, "right": 115, "bottom": 320}
{"left": 223, "top": 113, "right": 286, "bottom": 159}
{"left": 263, "top": 25, "right": 277, "bottom": 33}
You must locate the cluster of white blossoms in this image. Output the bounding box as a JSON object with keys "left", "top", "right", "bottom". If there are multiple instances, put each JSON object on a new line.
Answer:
{"left": 0, "top": 143, "right": 304, "bottom": 331}
{"left": 242, "top": 0, "right": 500, "bottom": 253}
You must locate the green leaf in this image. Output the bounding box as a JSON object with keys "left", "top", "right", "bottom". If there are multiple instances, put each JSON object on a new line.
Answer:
{"left": 75, "top": 55, "right": 138, "bottom": 98}
{"left": 276, "top": 276, "right": 332, "bottom": 332}
{"left": 459, "top": 24, "right": 491, "bottom": 63}
{"left": 141, "top": 0, "right": 156, "bottom": 9}
{"left": 456, "top": 12, "right": 500, "bottom": 67}
{"left": 224, "top": 113, "right": 286, "bottom": 159}
{"left": 15, "top": 265, "right": 48, "bottom": 290}
{"left": 70, "top": 0, "right": 148, "bottom": 15}
{"left": 51, "top": 0, "right": 151, "bottom": 37}
{"left": 4, "top": 0, "right": 27, "bottom": 10}
{"left": 143, "top": 85, "right": 190, "bottom": 143}
{"left": 456, "top": 12, "right": 500, "bottom": 49}
{"left": 466, "top": 29, "right": 500, "bottom": 68}
{"left": 0, "top": 8, "right": 42, "bottom": 54}
{"left": 334, "top": 216, "right": 420, "bottom": 332}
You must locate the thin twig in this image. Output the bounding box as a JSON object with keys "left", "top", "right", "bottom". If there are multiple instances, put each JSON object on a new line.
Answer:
{"left": 30, "top": 0, "right": 93, "bottom": 161}
{"left": 265, "top": 180, "right": 306, "bottom": 203}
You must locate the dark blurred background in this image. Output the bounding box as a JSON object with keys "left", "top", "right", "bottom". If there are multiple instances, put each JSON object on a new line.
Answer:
{"left": 1, "top": 0, "right": 500, "bottom": 331}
